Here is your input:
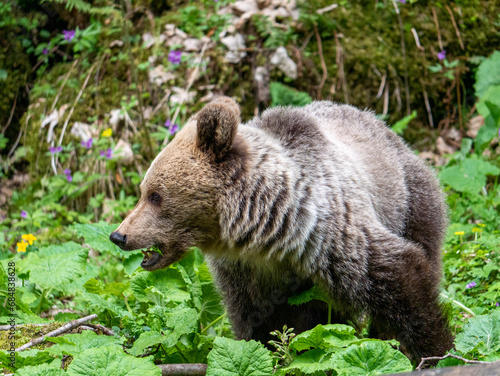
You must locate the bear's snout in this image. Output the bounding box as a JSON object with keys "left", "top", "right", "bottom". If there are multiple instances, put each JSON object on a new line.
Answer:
{"left": 109, "top": 231, "right": 127, "bottom": 249}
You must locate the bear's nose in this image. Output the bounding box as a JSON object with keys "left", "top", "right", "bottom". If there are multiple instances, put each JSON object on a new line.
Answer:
{"left": 109, "top": 231, "right": 127, "bottom": 249}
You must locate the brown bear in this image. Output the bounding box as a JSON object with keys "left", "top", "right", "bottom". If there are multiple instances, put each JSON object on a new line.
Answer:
{"left": 110, "top": 97, "right": 453, "bottom": 362}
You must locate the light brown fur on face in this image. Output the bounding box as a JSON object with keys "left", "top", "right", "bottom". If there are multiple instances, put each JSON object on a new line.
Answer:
{"left": 111, "top": 97, "right": 453, "bottom": 363}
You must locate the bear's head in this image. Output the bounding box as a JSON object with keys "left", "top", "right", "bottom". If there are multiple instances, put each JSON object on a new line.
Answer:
{"left": 109, "top": 97, "right": 242, "bottom": 270}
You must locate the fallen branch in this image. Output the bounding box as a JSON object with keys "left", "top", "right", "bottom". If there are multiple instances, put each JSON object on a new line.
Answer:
{"left": 15, "top": 314, "right": 98, "bottom": 351}
{"left": 417, "top": 353, "right": 490, "bottom": 370}
{"left": 85, "top": 323, "right": 115, "bottom": 336}
{"left": 158, "top": 363, "right": 207, "bottom": 376}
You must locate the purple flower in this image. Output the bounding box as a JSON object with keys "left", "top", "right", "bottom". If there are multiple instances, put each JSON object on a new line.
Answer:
{"left": 49, "top": 146, "right": 63, "bottom": 154}
{"left": 64, "top": 169, "right": 71, "bottom": 175}
{"left": 438, "top": 50, "right": 446, "bottom": 60}
{"left": 63, "top": 30, "right": 76, "bottom": 42}
{"left": 81, "top": 138, "right": 93, "bottom": 149}
{"left": 164, "top": 119, "right": 179, "bottom": 135}
{"left": 66, "top": 174, "right": 73, "bottom": 182}
{"left": 100, "top": 148, "right": 113, "bottom": 159}
{"left": 43, "top": 48, "right": 49, "bottom": 55}
{"left": 168, "top": 50, "right": 182, "bottom": 65}
{"left": 20, "top": 210, "right": 27, "bottom": 219}
{"left": 496, "top": 302, "right": 499, "bottom": 307}
{"left": 398, "top": 0, "right": 406, "bottom": 3}
{"left": 465, "top": 281, "right": 477, "bottom": 289}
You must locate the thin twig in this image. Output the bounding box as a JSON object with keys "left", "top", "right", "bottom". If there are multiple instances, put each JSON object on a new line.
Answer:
{"left": 417, "top": 353, "right": 491, "bottom": 370}
{"left": 445, "top": 4, "right": 465, "bottom": 50}
{"left": 162, "top": 41, "right": 209, "bottom": 146}
{"left": 157, "top": 363, "right": 207, "bottom": 376}
{"left": 440, "top": 293, "right": 475, "bottom": 316}
{"left": 420, "top": 79, "right": 434, "bottom": 128}
{"left": 2, "top": 92, "right": 17, "bottom": 134}
{"left": 15, "top": 314, "right": 98, "bottom": 351}
{"left": 334, "top": 33, "right": 349, "bottom": 104}
{"left": 392, "top": 0, "right": 411, "bottom": 115}
{"left": 51, "top": 59, "right": 79, "bottom": 112}
{"left": 84, "top": 323, "right": 115, "bottom": 336}
{"left": 431, "top": 7, "right": 444, "bottom": 51}
{"left": 313, "top": 24, "right": 328, "bottom": 99}
{"left": 410, "top": 28, "right": 424, "bottom": 51}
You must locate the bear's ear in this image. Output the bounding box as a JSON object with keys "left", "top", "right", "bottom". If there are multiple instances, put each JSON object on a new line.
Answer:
{"left": 196, "top": 97, "right": 240, "bottom": 162}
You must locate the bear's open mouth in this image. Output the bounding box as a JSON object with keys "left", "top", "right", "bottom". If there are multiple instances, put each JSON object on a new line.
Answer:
{"left": 141, "top": 246, "right": 162, "bottom": 268}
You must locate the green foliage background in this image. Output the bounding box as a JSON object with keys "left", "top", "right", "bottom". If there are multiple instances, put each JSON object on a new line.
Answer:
{"left": 1, "top": 0, "right": 500, "bottom": 375}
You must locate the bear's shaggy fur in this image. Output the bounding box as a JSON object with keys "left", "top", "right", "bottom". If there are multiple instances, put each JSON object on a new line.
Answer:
{"left": 111, "top": 97, "right": 453, "bottom": 362}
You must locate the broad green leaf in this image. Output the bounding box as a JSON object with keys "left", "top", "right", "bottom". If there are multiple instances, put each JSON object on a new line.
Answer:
{"left": 280, "top": 349, "right": 335, "bottom": 374}
{"left": 163, "top": 307, "right": 200, "bottom": 347}
{"left": 130, "top": 268, "right": 189, "bottom": 303}
{"left": 17, "top": 242, "right": 87, "bottom": 290}
{"left": 206, "top": 337, "right": 274, "bottom": 376}
{"left": 476, "top": 85, "right": 500, "bottom": 118}
{"left": 288, "top": 285, "right": 330, "bottom": 306}
{"left": 455, "top": 310, "right": 500, "bottom": 355}
{"left": 84, "top": 278, "right": 129, "bottom": 296}
{"left": 67, "top": 346, "right": 161, "bottom": 376}
{"left": 47, "top": 330, "right": 124, "bottom": 356}
{"left": 81, "top": 292, "right": 132, "bottom": 319}
{"left": 0, "top": 349, "right": 53, "bottom": 372}
{"left": 36, "top": 241, "right": 83, "bottom": 256}
{"left": 291, "top": 324, "right": 359, "bottom": 352}
{"left": 199, "top": 282, "right": 224, "bottom": 325}
{"left": 439, "top": 159, "right": 500, "bottom": 194}
{"left": 73, "top": 222, "right": 136, "bottom": 258}
{"left": 391, "top": 110, "right": 417, "bottom": 135}
{"left": 475, "top": 51, "right": 500, "bottom": 98}
{"left": 270, "top": 82, "right": 312, "bottom": 107}
{"left": 16, "top": 362, "right": 66, "bottom": 376}
{"left": 332, "top": 341, "right": 412, "bottom": 376}
{"left": 129, "top": 330, "right": 166, "bottom": 356}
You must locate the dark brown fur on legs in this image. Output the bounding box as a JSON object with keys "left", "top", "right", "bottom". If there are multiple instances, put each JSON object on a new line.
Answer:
{"left": 364, "top": 228, "right": 454, "bottom": 363}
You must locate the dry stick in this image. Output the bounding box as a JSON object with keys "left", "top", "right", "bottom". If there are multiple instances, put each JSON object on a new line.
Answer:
{"left": 2, "top": 92, "right": 17, "bottom": 134}
{"left": 334, "top": 33, "right": 349, "bottom": 104}
{"left": 51, "top": 63, "right": 97, "bottom": 175}
{"left": 15, "top": 314, "right": 98, "bottom": 351}
{"left": 84, "top": 323, "right": 115, "bottom": 336}
{"left": 431, "top": 7, "right": 444, "bottom": 51}
{"left": 162, "top": 41, "right": 209, "bottom": 147}
{"left": 51, "top": 59, "right": 79, "bottom": 112}
{"left": 376, "top": 73, "right": 387, "bottom": 99}
{"left": 417, "top": 353, "right": 491, "bottom": 371}
{"left": 392, "top": 0, "right": 411, "bottom": 115}
{"left": 445, "top": 4, "right": 465, "bottom": 50}
{"left": 313, "top": 24, "right": 328, "bottom": 99}
{"left": 157, "top": 363, "right": 207, "bottom": 376}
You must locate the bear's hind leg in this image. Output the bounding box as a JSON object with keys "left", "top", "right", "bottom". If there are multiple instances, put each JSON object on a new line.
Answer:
{"left": 366, "top": 230, "right": 453, "bottom": 363}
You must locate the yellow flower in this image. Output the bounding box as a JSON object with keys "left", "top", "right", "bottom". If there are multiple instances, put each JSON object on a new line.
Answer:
{"left": 17, "top": 240, "right": 28, "bottom": 253}
{"left": 472, "top": 227, "right": 482, "bottom": 233}
{"left": 22, "top": 234, "right": 37, "bottom": 245}
{"left": 477, "top": 223, "right": 486, "bottom": 227}
{"left": 454, "top": 231, "right": 465, "bottom": 236}
{"left": 101, "top": 128, "right": 112, "bottom": 137}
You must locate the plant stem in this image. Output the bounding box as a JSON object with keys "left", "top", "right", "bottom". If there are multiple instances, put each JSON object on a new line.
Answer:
{"left": 327, "top": 302, "right": 332, "bottom": 325}
{"left": 201, "top": 313, "right": 226, "bottom": 334}
{"left": 440, "top": 293, "right": 475, "bottom": 316}
{"left": 122, "top": 294, "right": 133, "bottom": 314}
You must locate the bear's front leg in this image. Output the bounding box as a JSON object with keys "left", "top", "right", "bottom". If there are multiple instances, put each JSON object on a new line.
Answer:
{"left": 207, "top": 257, "right": 329, "bottom": 345}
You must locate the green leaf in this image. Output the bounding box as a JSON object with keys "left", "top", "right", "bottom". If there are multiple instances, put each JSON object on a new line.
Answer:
{"left": 391, "top": 110, "right": 417, "bottom": 135}
{"left": 47, "top": 330, "right": 124, "bottom": 356}
{"left": 332, "top": 341, "right": 413, "bottom": 376}
{"left": 17, "top": 243, "right": 87, "bottom": 290}
{"left": 67, "top": 346, "right": 161, "bottom": 376}
{"left": 281, "top": 348, "right": 335, "bottom": 374}
{"left": 16, "top": 362, "right": 66, "bottom": 376}
{"left": 129, "top": 330, "right": 166, "bottom": 356}
{"left": 83, "top": 279, "right": 129, "bottom": 296}
{"left": 475, "top": 50, "right": 500, "bottom": 98}
{"left": 206, "top": 337, "right": 274, "bottom": 376}
{"left": 130, "top": 268, "right": 189, "bottom": 303}
{"left": 476, "top": 85, "right": 500, "bottom": 118}
{"left": 475, "top": 103, "right": 500, "bottom": 153}
{"left": 455, "top": 310, "right": 500, "bottom": 356}
{"left": 439, "top": 159, "right": 500, "bottom": 194}
{"left": 270, "top": 82, "right": 312, "bottom": 107}
{"left": 288, "top": 285, "right": 330, "bottom": 306}
{"left": 0, "top": 349, "right": 53, "bottom": 372}
{"left": 73, "top": 222, "right": 137, "bottom": 258}
{"left": 81, "top": 292, "right": 132, "bottom": 319}
{"left": 291, "top": 324, "right": 360, "bottom": 352}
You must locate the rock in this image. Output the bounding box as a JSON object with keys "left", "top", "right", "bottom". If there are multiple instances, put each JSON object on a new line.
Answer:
{"left": 109, "top": 109, "right": 123, "bottom": 127}
{"left": 221, "top": 34, "right": 247, "bottom": 63}
{"left": 436, "top": 136, "right": 457, "bottom": 155}
{"left": 113, "top": 139, "right": 134, "bottom": 165}
{"left": 466, "top": 115, "right": 485, "bottom": 139}
{"left": 232, "top": 0, "right": 259, "bottom": 16}
{"left": 183, "top": 38, "right": 203, "bottom": 52}
{"left": 70, "top": 122, "right": 91, "bottom": 141}
{"left": 254, "top": 66, "right": 270, "bottom": 103}
{"left": 149, "top": 65, "right": 176, "bottom": 86}
{"left": 142, "top": 33, "right": 166, "bottom": 48}
{"left": 270, "top": 46, "right": 297, "bottom": 79}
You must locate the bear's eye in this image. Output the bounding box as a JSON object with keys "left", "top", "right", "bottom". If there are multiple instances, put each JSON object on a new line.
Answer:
{"left": 148, "top": 192, "right": 162, "bottom": 206}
